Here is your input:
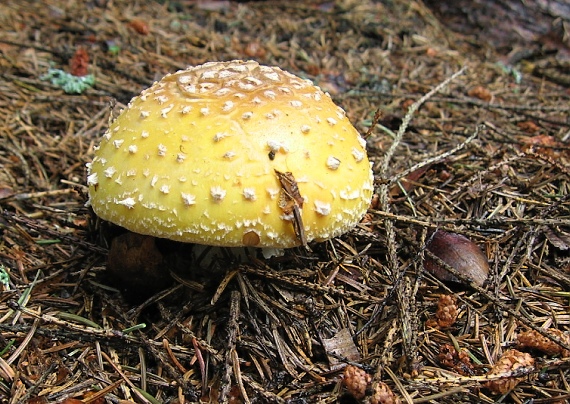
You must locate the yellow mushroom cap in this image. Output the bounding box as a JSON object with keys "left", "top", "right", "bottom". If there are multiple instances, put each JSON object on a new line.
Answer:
{"left": 87, "top": 60, "right": 374, "bottom": 248}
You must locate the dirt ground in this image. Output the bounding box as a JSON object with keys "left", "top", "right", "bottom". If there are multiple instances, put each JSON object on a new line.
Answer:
{"left": 1, "top": 0, "right": 570, "bottom": 403}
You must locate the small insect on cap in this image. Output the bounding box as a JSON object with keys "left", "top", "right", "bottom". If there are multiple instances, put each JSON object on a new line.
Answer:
{"left": 86, "top": 60, "right": 374, "bottom": 248}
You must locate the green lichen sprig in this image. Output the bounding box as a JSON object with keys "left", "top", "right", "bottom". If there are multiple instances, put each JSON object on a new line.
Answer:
{"left": 40, "top": 67, "right": 95, "bottom": 94}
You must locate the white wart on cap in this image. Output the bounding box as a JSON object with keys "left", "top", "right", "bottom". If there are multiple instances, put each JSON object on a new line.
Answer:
{"left": 87, "top": 60, "right": 374, "bottom": 248}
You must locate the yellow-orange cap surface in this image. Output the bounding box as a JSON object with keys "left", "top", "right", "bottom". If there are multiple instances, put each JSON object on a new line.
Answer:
{"left": 87, "top": 60, "right": 373, "bottom": 248}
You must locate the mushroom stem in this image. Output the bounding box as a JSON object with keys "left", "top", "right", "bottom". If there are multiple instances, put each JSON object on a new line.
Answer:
{"left": 192, "top": 244, "right": 284, "bottom": 267}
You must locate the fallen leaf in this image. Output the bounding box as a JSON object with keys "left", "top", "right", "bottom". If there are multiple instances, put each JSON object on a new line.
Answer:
{"left": 544, "top": 226, "right": 570, "bottom": 250}
{"left": 128, "top": 19, "right": 150, "bottom": 35}
{"left": 425, "top": 230, "right": 489, "bottom": 287}
{"left": 467, "top": 85, "right": 492, "bottom": 101}
{"left": 322, "top": 328, "right": 360, "bottom": 367}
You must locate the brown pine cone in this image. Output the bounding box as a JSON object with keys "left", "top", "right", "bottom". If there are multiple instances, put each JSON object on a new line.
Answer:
{"left": 484, "top": 349, "right": 535, "bottom": 394}
{"left": 517, "top": 329, "right": 570, "bottom": 357}
{"left": 435, "top": 294, "right": 459, "bottom": 328}
{"left": 438, "top": 344, "right": 475, "bottom": 376}
{"left": 367, "top": 381, "right": 401, "bottom": 404}
{"left": 343, "top": 365, "right": 371, "bottom": 400}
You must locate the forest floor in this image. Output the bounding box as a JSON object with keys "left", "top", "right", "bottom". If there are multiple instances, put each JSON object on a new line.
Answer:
{"left": 1, "top": 0, "right": 569, "bottom": 403}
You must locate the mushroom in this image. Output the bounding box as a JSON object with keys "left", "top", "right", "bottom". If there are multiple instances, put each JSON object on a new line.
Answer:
{"left": 86, "top": 60, "right": 374, "bottom": 251}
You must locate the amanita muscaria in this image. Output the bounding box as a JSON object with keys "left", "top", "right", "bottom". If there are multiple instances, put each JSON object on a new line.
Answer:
{"left": 87, "top": 60, "right": 374, "bottom": 250}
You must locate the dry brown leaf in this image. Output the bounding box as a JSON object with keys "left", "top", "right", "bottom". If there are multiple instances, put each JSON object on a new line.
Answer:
{"left": 544, "top": 226, "right": 570, "bottom": 250}
{"left": 520, "top": 134, "right": 569, "bottom": 159}
{"left": 128, "top": 19, "right": 150, "bottom": 35}
{"left": 467, "top": 85, "right": 492, "bottom": 101}
{"left": 516, "top": 120, "right": 540, "bottom": 133}
{"left": 425, "top": 230, "right": 489, "bottom": 287}
{"left": 322, "top": 328, "right": 361, "bottom": 367}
